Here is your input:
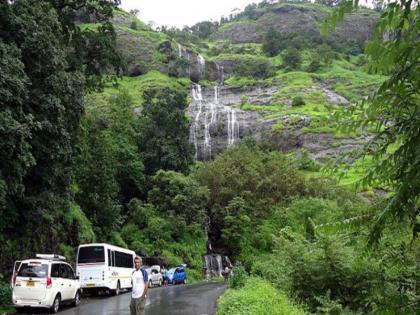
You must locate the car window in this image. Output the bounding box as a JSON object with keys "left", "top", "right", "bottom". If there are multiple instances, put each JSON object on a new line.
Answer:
{"left": 17, "top": 263, "right": 48, "bottom": 278}
{"left": 59, "top": 264, "right": 69, "bottom": 279}
{"left": 13, "top": 261, "right": 22, "bottom": 273}
{"left": 51, "top": 264, "right": 60, "bottom": 278}
{"left": 66, "top": 265, "right": 75, "bottom": 279}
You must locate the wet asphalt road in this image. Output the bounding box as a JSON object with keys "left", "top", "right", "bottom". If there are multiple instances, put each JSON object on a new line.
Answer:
{"left": 16, "top": 282, "right": 226, "bottom": 315}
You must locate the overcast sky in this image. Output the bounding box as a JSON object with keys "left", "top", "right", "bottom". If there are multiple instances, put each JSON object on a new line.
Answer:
{"left": 119, "top": 0, "right": 374, "bottom": 28}
{"left": 120, "top": 0, "right": 260, "bottom": 28}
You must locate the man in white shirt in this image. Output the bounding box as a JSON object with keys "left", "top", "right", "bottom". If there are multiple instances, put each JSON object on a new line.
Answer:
{"left": 130, "top": 256, "right": 148, "bottom": 315}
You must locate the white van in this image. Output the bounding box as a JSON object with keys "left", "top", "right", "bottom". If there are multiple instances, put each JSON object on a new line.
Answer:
{"left": 146, "top": 265, "right": 163, "bottom": 287}
{"left": 76, "top": 243, "right": 135, "bottom": 295}
{"left": 12, "top": 254, "right": 80, "bottom": 313}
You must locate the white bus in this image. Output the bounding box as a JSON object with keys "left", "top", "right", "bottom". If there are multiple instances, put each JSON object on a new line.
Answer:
{"left": 76, "top": 243, "right": 135, "bottom": 295}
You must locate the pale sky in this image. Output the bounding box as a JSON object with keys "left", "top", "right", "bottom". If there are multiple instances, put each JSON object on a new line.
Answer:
{"left": 120, "top": 0, "right": 260, "bottom": 28}
{"left": 120, "top": 0, "right": 374, "bottom": 28}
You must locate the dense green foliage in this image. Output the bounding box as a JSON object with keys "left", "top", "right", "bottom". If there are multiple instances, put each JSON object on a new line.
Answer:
{"left": 326, "top": 0, "right": 420, "bottom": 240}
{"left": 0, "top": 0, "right": 121, "bottom": 276}
{"left": 217, "top": 277, "right": 307, "bottom": 315}
{"left": 1, "top": 1, "right": 418, "bottom": 314}
{"left": 137, "top": 87, "right": 195, "bottom": 176}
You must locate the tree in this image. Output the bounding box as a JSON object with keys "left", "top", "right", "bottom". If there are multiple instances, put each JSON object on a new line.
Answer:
{"left": 0, "top": 0, "right": 122, "bottom": 274}
{"left": 325, "top": 0, "right": 420, "bottom": 240}
{"left": 221, "top": 197, "right": 252, "bottom": 256}
{"left": 74, "top": 115, "right": 122, "bottom": 241}
{"left": 137, "top": 87, "right": 195, "bottom": 176}
{"left": 148, "top": 170, "right": 209, "bottom": 225}
{"left": 130, "top": 9, "right": 140, "bottom": 16}
{"left": 283, "top": 47, "right": 302, "bottom": 70}
{"left": 262, "top": 27, "right": 282, "bottom": 57}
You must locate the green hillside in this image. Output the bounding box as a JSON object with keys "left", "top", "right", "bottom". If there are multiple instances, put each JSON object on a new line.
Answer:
{"left": 1, "top": 1, "right": 418, "bottom": 315}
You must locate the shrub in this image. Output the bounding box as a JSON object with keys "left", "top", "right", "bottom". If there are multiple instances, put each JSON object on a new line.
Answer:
{"left": 218, "top": 277, "right": 307, "bottom": 315}
{"left": 233, "top": 58, "right": 275, "bottom": 79}
{"left": 283, "top": 48, "right": 302, "bottom": 71}
{"left": 307, "top": 59, "right": 321, "bottom": 72}
{"left": 229, "top": 265, "right": 248, "bottom": 289}
{"left": 292, "top": 96, "right": 305, "bottom": 106}
{"left": 0, "top": 277, "right": 11, "bottom": 307}
{"left": 295, "top": 150, "right": 321, "bottom": 171}
{"left": 130, "top": 20, "right": 139, "bottom": 30}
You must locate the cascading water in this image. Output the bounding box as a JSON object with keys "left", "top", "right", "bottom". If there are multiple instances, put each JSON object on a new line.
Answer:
{"left": 227, "top": 108, "right": 239, "bottom": 146}
{"left": 189, "top": 84, "right": 241, "bottom": 160}
{"left": 178, "top": 43, "right": 183, "bottom": 58}
{"left": 216, "top": 63, "right": 225, "bottom": 84}
{"left": 191, "top": 83, "right": 203, "bottom": 160}
{"left": 197, "top": 54, "right": 205, "bottom": 76}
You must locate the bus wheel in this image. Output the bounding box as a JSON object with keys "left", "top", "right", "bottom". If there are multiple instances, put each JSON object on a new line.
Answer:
{"left": 112, "top": 281, "right": 120, "bottom": 296}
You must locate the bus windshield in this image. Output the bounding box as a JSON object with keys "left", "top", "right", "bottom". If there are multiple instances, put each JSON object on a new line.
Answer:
{"left": 78, "top": 246, "right": 105, "bottom": 264}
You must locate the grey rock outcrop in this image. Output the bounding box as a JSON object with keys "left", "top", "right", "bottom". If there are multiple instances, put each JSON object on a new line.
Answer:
{"left": 212, "top": 4, "right": 377, "bottom": 47}
{"left": 188, "top": 83, "right": 364, "bottom": 161}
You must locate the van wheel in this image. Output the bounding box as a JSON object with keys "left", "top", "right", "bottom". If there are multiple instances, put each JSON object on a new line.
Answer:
{"left": 113, "top": 281, "right": 120, "bottom": 296}
{"left": 51, "top": 294, "right": 61, "bottom": 313}
{"left": 72, "top": 290, "right": 81, "bottom": 306}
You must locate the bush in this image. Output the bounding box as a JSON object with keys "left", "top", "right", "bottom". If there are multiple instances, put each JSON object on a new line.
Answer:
{"left": 130, "top": 20, "right": 139, "bottom": 30}
{"left": 229, "top": 265, "right": 248, "bottom": 289}
{"left": 0, "top": 278, "right": 11, "bottom": 307}
{"left": 283, "top": 48, "right": 302, "bottom": 71}
{"left": 307, "top": 59, "right": 321, "bottom": 72}
{"left": 292, "top": 96, "right": 305, "bottom": 107}
{"left": 218, "top": 277, "right": 307, "bottom": 315}
{"left": 233, "top": 58, "right": 275, "bottom": 79}
{"left": 295, "top": 150, "right": 320, "bottom": 171}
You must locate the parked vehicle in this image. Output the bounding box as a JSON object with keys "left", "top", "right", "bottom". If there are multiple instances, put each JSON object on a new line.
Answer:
{"left": 165, "top": 266, "right": 187, "bottom": 285}
{"left": 76, "top": 243, "right": 135, "bottom": 296}
{"left": 11, "top": 260, "right": 21, "bottom": 288}
{"left": 12, "top": 254, "right": 81, "bottom": 314}
{"left": 146, "top": 265, "right": 163, "bottom": 287}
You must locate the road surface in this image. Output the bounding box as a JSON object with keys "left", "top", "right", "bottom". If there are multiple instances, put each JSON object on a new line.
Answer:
{"left": 16, "top": 281, "right": 226, "bottom": 315}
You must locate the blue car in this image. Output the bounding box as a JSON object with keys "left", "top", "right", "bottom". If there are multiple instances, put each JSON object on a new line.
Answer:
{"left": 164, "top": 267, "right": 187, "bottom": 285}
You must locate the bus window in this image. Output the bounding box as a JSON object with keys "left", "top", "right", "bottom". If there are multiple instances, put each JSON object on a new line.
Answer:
{"left": 78, "top": 246, "right": 105, "bottom": 264}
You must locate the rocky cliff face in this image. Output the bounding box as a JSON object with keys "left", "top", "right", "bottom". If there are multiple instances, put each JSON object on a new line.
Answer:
{"left": 188, "top": 82, "right": 361, "bottom": 161}
{"left": 212, "top": 4, "right": 377, "bottom": 47}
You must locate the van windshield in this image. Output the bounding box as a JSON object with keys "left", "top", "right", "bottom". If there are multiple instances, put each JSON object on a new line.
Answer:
{"left": 17, "top": 263, "right": 48, "bottom": 278}
{"left": 78, "top": 246, "right": 105, "bottom": 264}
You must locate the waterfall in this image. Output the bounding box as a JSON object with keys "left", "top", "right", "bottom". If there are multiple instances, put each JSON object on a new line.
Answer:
{"left": 197, "top": 54, "right": 205, "bottom": 75}
{"left": 216, "top": 63, "right": 225, "bottom": 84}
{"left": 191, "top": 83, "right": 203, "bottom": 160}
{"left": 189, "top": 84, "right": 240, "bottom": 160}
{"left": 215, "top": 255, "right": 223, "bottom": 277}
{"left": 203, "top": 254, "right": 224, "bottom": 278}
{"left": 192, "top": 83, "right": 203, "bottom": 101}
{"left": 227, "top": 107, "right": 239, "bottom": 146}
{"left": 178, "top": 43, "right": 182, "bottom": 58}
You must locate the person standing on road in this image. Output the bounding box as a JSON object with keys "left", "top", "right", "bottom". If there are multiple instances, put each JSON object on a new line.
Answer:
{"left": 131, "top": 256, "right": 148, "bottom": 315}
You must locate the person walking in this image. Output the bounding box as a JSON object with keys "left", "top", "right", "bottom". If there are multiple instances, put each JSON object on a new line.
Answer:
{"left": 130, "top": 256, "right": 148, "bottom": 315}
